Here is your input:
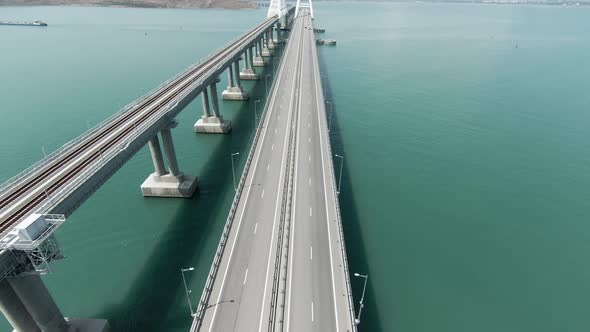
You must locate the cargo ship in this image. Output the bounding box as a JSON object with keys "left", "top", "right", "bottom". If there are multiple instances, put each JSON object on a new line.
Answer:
{"left": 0, "top": 20, "right": 47, "bottom": 27}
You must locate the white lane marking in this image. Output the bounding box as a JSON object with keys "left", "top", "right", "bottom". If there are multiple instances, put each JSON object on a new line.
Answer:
{"left": 310, "top": 245, "right": 313, "bottom": 260}
{"left": 309, "top": 177, "right": 312, "bottom": 186}
{"left": 267, "top": 163, "right": 270, "bottom": 172}
{"left": 285, "top": 21, "right": 307, "bottom": 332}
{"left": 272, "top": 144, "right": 274, "bottom": 151}
{"left": 243, "top": 268, "right": 249, "bottom": 285}
{"left": 309, "top": 137, "right": 311, "bottom": 143}
{"left": 254, "top": 222, "right": 258, "bottom": 234}
{"left": 258, "top": 24, "right": 302, "bottom": 332}
{"left": 208, "top": 22, "right": 292, "bottom": 332}
{"left": 310, "top": 207, "right": 312, "bottom": 217}
{"left": 309, "top": 155, "right": 311, "bottom": 162}
{"left": 278, "top": 115, "right": 280, "bottom": 120}
{"left": 275, "top": 128, "right": 277, "bottom": 133}
{"left": 312, "top": 26, "right": 341, "bottom": 332}
{"left": 311, "top": 301, "right": 314, "bottom": 322}
{"left": 261, "top": 189, "right": 265, "bottom": 198}
{"left": 308, "top": 122, "right": 311, "bottom": 128}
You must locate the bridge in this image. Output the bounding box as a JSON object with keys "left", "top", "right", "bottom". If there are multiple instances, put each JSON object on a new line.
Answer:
{"left": 0, "top": 1, "right": 356, "bottom": 332}
{"left": 190, "top": 4, "right": 355, "bottom": 332}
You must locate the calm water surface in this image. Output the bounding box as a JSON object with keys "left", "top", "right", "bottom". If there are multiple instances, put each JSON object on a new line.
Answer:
{"left": 1, "top": 3, "right": 590, "bottom": 332}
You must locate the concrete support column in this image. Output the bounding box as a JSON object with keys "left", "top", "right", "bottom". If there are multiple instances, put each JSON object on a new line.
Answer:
{"left": 211, "top": 81, "right": 220, "bottom": 117}
{"left": 223, "top": 61, "right": 248, "bottom": 101}
{"left": 194, "top": 79, "right": 232, "bottom": 134}
{"left": 160, "top": 128, "right": 180, "bottom": 177}
{"left": 241, "top": 48, "right": 260, "bottom": 81}
{"left": 233, "top": 61, "right": 241, "bottom": 88}
{"left": 201, "top": 89, "right": 211, "bottom": 117}
{"left": 254, "top": 40, "right": 266, "bottom": 67}
{"left": 261, "top": 32, "right": 272, "bottom": 57}
{"left": 247, "top": 47, "right": 254, "bottom": 69}
{"left": 227, "top": 64, "right": 235, "bottom": 87}
{"left": 8, "top": 274, "right": 67, "bottom": 332}
{"left": 148, "top": 136, "right": 167, "bottom": 176}
{"left": 0, "top": 279, "right": 41, "bottom": 332}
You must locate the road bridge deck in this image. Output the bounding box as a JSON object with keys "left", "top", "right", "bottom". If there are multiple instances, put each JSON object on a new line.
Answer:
{"left": 192, "top": 10, "right": 355, "bottom": 332}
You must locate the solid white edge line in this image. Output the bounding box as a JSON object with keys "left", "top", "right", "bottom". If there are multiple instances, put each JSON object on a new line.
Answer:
{"left": 285, "top": 15, "right": 307, "bottom": 332}
{"left": 312, "top": 16, "right": 341, "bottom": 332}
{"left": 206, "top": 18, "right": 294, "bottom": 332}
{"left": 257, "top": 16, "right": 304, "bottom": 332}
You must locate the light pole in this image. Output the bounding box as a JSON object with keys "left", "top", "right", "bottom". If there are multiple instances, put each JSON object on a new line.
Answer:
{"left": 254, "top": 99, "right": 261, "bottom": 128}
{"left": 353, "top": 273, "right": 368, "bottom": 326}
{"left": 334, "top": 154, "right": 344, "bottom": 194}
{"left": 326, "top": 101, "right": 333, "bottom": 131}
{"left": 231, "top": 152, "right": 240, "bottom": 190}
{"left": 180, "top": 267, "right": 195, "bottom": 317}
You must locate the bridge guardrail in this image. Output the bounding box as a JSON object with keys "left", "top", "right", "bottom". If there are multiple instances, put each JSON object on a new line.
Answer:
{"left": 313, "top": 41, "right": 357, "bottom": 330}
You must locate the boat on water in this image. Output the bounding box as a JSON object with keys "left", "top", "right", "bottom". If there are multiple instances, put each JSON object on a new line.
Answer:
{"left": 0, "top": 20, "right": 48, "bottom": 27}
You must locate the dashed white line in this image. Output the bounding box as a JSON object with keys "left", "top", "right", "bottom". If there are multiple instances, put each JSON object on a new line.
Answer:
{"left": 310, "top": 245, "right": 313, "bottom": 260}
{"left": 271, "top": 144, "right": 274, "bottom": 151}
{"left": 261, "top": 189, "right": 265, "bottom": 198}
{"left": 311, "top": 301, "right": 314, "bottom": 322}
{"left": 310, "top": 207, "right": 312, "bottom": 217}
{"left": 267, "top": 163, "right": 270, "bottom": 172}
{"left": 243, "top": 268, "right": 249, "bottom": 285}
{"left": 309, "top": 177, "right": 312, "bottom": 186}
{"left": 309, "top": 137, "right": 311, "bottom": 143}
{"left": 254, "top": 222, "right": 258, "bottom": 234}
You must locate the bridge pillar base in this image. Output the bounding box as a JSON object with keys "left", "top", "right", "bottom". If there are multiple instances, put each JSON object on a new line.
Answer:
{"left": 253, "top": 56, "right": 266, "bottom": 67}
{"left": 194, "top": 116, "right": 232, "bottom": 134}
{"left": 239, "top": 68, "right": 260, "bottom": 81}
{"left": 140, "top": 173, "right": 198, "bottom": 198}
{"left": 65, "top": 318, "right": 110, "bottom": 332}
{"left": 261, "top": 47, "right": 272, "bottom": 57}
{"left": 222, "top": 86, "right": 249, "bottom": 101}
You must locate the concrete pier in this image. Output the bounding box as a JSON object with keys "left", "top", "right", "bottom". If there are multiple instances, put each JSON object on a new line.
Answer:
{"left": 240, "top": 47, "right": 260, "bottom": 80}
{"left": 222, "top": 61, "right": 249, "bottom": 101}
{"left": 195, "top": 81, "right": 232, "bottom": 134}
{"left": 0, "top": 279, "right": 40, "bottom": 332}
{"left": 253, "top": 39, "right": 265, "bottom": 67}
{"left": 267, "top": 29, "right": 277, "bottom": 49}
{"left": 261, "top": 32, "right": 272, "bottom": 57}
{"left": 8, "top": 274, "right": 67, "bottom": 332}
{"left": 141, "top": 124, "right": 198, "bottom": 197}
{"left": 0, "top": 276, "right": 111, "bottom": 332}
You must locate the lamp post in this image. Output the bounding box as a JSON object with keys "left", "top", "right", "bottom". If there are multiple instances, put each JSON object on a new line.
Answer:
{"left": 254, "top": 99, "right": 261, "bottom": 128}
{"left": 353, "top": 273, "right": 368, "bottom": 326}
{"left": 326, "top": 101, "right": 333, "bottom": 131}
{"left": 231, "top": 152, "right": 240, "bottom": 190}
{"left": 334, "top": 154, "right": 344, "bottom": 194}
{"left": 180, "top": 267, "right": 195, "bottom": 317}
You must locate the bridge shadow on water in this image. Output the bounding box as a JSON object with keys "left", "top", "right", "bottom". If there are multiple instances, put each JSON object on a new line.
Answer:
{"left": 97, "top": 68, "right": 273, "bottom": 331}
{"left": 318, "top": 51, "right": 384, "bottom": 332}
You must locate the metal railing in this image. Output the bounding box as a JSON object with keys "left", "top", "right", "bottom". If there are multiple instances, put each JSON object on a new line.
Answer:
{"left": 312, "top": 39, "right": 357, "bottom": 330}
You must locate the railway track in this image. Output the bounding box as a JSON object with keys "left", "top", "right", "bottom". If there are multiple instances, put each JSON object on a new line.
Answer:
{"left": 0, "top": 16, "right": 277, "bottom": 238}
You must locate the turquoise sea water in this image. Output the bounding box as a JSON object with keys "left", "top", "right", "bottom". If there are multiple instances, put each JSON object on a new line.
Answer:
{"left": 2, "top": 3, "right": 590, "bottom": 332}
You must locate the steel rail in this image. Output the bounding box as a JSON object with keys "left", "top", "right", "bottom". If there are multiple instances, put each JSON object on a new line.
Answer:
{"left": 0, "top": 17, "right": 277, "bottom": 214}
{"left": 0, "top": 17, "right": 278, "bottom": 235}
